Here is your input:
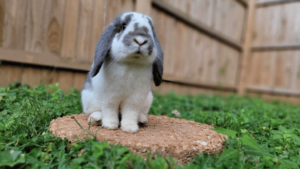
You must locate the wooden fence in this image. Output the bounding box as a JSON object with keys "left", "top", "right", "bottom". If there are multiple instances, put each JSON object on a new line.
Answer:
{"left": 0, "top": 0, "right": 300, "bottom": 103}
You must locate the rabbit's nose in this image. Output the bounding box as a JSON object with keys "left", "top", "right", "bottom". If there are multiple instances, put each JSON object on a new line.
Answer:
{"left": 134, "top": 38, "right": 148, "bottom": 46}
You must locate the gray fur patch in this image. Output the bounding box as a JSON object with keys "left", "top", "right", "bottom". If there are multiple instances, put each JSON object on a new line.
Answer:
{"left": 147, "top": 18, "right": 164, "bottom": 86}
{"left": 83, "top": 72, "right": 93, "bottom": 90}
{"left": 122, "top": 23, "right": 154, "bottom": 55}
{"left": 116, "top": 14, "right": 133, "bottom": 40}
{"left": 90, "top": 13, "right": 124, "bottom": 77}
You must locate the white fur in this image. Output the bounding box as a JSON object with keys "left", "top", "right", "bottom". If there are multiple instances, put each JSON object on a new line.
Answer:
{"left": 81, "top": 12, "right": 157, "bottom": 133}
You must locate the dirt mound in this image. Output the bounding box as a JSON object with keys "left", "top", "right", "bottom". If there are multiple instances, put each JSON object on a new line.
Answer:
{"left": 49, "top": 114, "right": 227, "bottom": 164}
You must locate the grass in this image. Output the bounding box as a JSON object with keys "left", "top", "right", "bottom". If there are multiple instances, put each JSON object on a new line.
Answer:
{"left": 0, "top": 82, "right": 300, "bottom": 169}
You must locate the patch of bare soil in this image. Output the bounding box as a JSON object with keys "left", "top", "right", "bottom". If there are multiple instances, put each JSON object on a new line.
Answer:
{"left": 49, "top": 114, "right": 227, "bottom": 164}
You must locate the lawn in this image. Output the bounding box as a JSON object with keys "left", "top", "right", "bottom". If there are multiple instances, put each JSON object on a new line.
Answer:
{"left": 0, "top": 82, "right": 300, "bottom": 168}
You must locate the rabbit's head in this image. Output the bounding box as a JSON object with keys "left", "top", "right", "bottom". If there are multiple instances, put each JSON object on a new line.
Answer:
{"left": 90, "top": 12, "right": 163, "bottom": 86}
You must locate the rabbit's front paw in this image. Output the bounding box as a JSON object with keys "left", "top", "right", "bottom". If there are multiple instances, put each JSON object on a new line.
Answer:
{"left": 102, "top": 119, "right": 119, "bottom": 130}
{"left": 138, "top": 113, "right": 148, "bottom": 125}
{"left": 88, "top": 111, "right": 102, "bottom": 126}
{"left": 121, "top": 123, "right": 139, "bottom": 133}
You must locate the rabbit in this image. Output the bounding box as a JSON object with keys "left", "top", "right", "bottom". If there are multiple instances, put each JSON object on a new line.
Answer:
{"left": 81, "top": 12, "right": 163, "bottom": 133}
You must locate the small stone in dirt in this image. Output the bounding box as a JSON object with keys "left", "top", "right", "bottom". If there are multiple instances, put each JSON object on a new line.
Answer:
{"left": 172, "top": 110, "right": 180, "bottom": 116}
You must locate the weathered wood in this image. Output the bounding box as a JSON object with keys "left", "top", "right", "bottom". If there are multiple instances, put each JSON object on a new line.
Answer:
{"left": 163, "top": 74, "right": 237, "bottom": 92}
{"left": 237, "top": 0, "right": 257, "bottom": 95}
{"left": 73, "top": 72, "right": 86, "bottom": 91}
{"left": 58, "top": 70, "right": 73, "bottom": 92}
{"left": 213, "top": 0, "right": 246, "bottom": 43}
{"left": 152, "top": 0, "right": 242, "bottom": 51}
{"left": 253, "top": 2, "right": 300, "bottom": 47}
{"left": 90, "top": 0, "right": 105, "bottom": 62}
{"left": 153, "top": 82, "right": 235, "bottom": 96}
{"left": 21, "top": 66, "right": 42, "bottom": 88}
{"left": 247, "top": 85, "right": 300, "bottom": 97}
{"left": 257, "top": 0, "right": 300, "bottom": 7}
{"left": 0, "top": 62, "right": 22, "bottom": 87}
{"left": 136, "top": 0, "right": 151, "bottom": 16}
{"left": 0, "top": 0, "right": 5, "bottom": 47}
{"left": 76, "top": 0, "right": 94, "bottom": 61}
{"left": 235, "top": 0, "right": 248, "bottom": 7}
{"left": 3, "top": 0, "right": 28, "bottom": 49}
{"left": 44, "top": 0, "right": 66, "bottom": 54}
{"left": 61, "top": 0, "right": 80, "bottom": 59}
{"left": 0, "top": 48, "right": 91, "bottom": 71}
{"left": 24, "top": 0, "right": 47, "bottom": 53}
{"left": 252, "top": 44, "right": 300, "bottom": 51}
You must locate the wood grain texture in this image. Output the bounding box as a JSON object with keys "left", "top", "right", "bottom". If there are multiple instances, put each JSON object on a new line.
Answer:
{"left": 3, "top": 0, "right": 28, "bottom": 49}
{"left": 61, "top": 0, "right": 80, "bottom": 59}
{"left": 73, "top": 72, "right": 86, "bottom": 91}
{"left": 153, "top": 82, "right": 233, "bottom": 96}
{"left": 0, "top": 62, "right": 22, "bottom": 87}
{"left": 248, "top": 51, "right": 300, "bottom": 92}
{"left": 58, "top": 70, "right": 73, "bottom": 92}
{"left": 90, "top": 0, "right": 105, "bottom": 62}
{"left": 76, "top": 0, "right": 94, "bottom": 61}
{"left": 44, "top": 0, "right": 66, "bottom": 54}
{"left": 253, "top": 2, "right": 300, "bottom": 46}
{"left": 24, "top": 0, "right": 47, "bottom": 53}
{"left": 136, "top": 0, "right": 151, "bottom": 15}
{"left": 151, "top": 7, "right": 240, "bottom": 88}
{"left": 21, "top": 66, "right": 43, "bottom": 88}
{"left": 0, "top": 0, "right": 5, "bottom": 47}
{"left": 237, "top": 0, "right": 257, "bottom": 95}
{"left": 0, "top": 48, "right": 91, "bottom": 71}
{"left": 213, "top": 0, "right": 246, "bottom": 42}
{"left": 160, "top": 0, "right": 246, "bottom": 43}
{"left": 152, "top": 0, "right": 242, "bottom": 51}
{"left": 257, "top": 0, "right": 300, "bottom": 7}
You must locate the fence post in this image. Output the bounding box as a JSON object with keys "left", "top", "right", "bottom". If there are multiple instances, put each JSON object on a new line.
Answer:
{"left": 136, "top": 0, "right": 151, "bottom": 16}
{"left": 237, "top": 0, "right": 257, "bottom": 95}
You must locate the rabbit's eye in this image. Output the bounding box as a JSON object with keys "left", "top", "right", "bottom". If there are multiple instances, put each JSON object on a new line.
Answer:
{"left": 115, "top": 26, "right": 121, "bottom": 33}
{"left": 122, "top": 23, "right": 127, "bottom": 30}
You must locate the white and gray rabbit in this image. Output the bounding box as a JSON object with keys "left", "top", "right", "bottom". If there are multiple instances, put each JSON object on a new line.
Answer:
{"left": 81, "top": 12, "right": 163, "bottom": 133}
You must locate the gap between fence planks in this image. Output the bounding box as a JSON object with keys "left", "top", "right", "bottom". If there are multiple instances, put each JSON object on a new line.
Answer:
{"left": 0, "top": 48, "right": 91, "bottom": 71}
{"left": 237, "top": 0, "right": 257, "bottom": 95}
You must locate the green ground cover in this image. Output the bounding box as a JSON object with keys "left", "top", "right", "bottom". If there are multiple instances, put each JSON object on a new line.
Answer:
{"left": 0, "top": 82, "right": 300, "bottom": 169}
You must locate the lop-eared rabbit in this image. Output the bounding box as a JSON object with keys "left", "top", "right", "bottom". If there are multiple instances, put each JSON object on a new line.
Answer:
{"left": 81, "top": 12, "right": 163, "bottom": 133}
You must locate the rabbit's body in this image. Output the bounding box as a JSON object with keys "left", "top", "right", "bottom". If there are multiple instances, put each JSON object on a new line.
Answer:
{"left": 81, "top": 12, "right": 163, "bottom": 133}
{"left": 82, "top": 62, "right": 153, "bottom": 132}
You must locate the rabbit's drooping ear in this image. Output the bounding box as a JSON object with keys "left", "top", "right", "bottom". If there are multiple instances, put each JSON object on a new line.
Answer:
{"left": 90, "top": 24, "right": 116, "bottom": 77}
{"left": 148, "top": 19, "right": 164, "bottom": 86}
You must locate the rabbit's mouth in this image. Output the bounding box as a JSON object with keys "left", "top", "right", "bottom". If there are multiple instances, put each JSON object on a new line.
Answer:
{"left": 132, "top": 54, "right": 142, "bottom": 59}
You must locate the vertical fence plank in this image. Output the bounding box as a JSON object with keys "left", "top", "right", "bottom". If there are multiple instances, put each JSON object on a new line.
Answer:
{"left": 58, "top": 70, "right": 74, "bottom": 92}
{"left": 76, "top": 0, "right": 94, "bottom": 61}
{"left": 3, "top": 0, "right": 28, "bottom": 50}
{"left": 136, "top": 0, "right": 151, "bottom": 15}
{"left": 24, "top": 0, "right": 47, "bottom": 53}
{"left": 61, "top": 0, "right": 80, "bottom": 59}
{"left": 0, "top": 63, "right": 22, "bottom": 87}
{"left": 73, "top": 72, "right": 86, "bottom": 91}
{"left": 45, "top": 0, "right": 66, "bottom": 54}
{"left": 237, "top": 0, "right": 257, "bottom": 95}
{"left": 90, "top": 0, "right": 105, "bottom": 61}
{"left": 21, "top": 66, "right": 42, "bottom": 88}
{"left": 0, "top": 0, "right": 5, "bottom": 47}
